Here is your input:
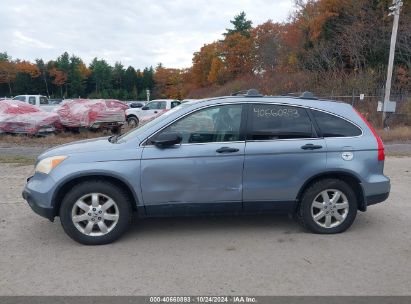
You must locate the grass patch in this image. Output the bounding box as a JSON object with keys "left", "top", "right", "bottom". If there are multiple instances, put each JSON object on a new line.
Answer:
{"left": 385, "top": 151, "right": 411, "bottom": 157}
{"left": 377, "top": 126, "right": 411, "bottom": 143}
{"left": 0, "top": 155, "right": 36, "bottom": 166}
{"left": 0, "top": 130, "right": 109, "bottom": 146}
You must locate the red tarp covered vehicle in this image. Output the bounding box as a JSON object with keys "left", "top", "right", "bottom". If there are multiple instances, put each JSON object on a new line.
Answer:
{"left": 56, "top": 99, "right": 128, "bottom": 130}
{"left": 0, "top": 99, "right": 61, "bottom": 135}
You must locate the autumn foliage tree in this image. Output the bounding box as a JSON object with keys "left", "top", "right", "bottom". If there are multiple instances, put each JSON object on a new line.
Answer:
{"left": 1, "top": 2, "right": 410, "bottom": 101}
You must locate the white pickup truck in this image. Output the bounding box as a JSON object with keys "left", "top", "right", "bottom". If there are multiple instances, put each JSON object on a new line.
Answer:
{"left": 12, "top": 95, "right": 57, "bottom": 112}
{"left": 126, "top": 99, "right": 181, "bottom": 128}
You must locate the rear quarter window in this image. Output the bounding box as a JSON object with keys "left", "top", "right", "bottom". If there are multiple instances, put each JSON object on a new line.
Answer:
{"left": 311, "top": 110, "right": 362, "bottom": 137}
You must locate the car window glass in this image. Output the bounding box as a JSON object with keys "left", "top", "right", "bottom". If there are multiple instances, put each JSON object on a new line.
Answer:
{"left": 171, "top": 101, "right": 180, "bottom": 108}
{"left": 39, "top": 97, "right": 48, "bottom": 105}
{"left": 158, "top": 101, "right": 166, "bottom": 109}
{"left": 145, "top": 102, "right": 158, "bottom": 110}
{"left": 248, "top": 104, "right": 314, "bottom": 140}
{"left": 14, "top": 96, "right": 26, "bottom": 102}
{"left": 149, "top": 104, "right": 243, "bottom": 144}
{"left": 28, "top": 97, "right": 36, "bottom": 105}
{"left": 312, "top": 110, "right": 362, "bottom": 137}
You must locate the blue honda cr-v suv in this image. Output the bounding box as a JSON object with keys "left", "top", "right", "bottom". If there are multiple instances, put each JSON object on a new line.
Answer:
{"left": 23, "top": 90, "right": 390, "bottom": 244}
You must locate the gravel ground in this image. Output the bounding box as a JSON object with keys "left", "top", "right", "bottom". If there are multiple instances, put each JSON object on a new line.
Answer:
{"left": 0, "top": 157, "right": 410, "bottom": 296}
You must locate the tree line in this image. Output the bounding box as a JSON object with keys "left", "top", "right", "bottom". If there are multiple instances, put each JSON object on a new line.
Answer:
{"left": 0, "top": 52, "right": 155, "bottom": 100}
{"left": 1, "top": 0, "right": 410, "bottom": 101}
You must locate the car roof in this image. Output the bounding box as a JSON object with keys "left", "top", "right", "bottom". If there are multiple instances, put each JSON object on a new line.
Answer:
{"left": 184, "top": 93, "right": 355, "bottom": 121}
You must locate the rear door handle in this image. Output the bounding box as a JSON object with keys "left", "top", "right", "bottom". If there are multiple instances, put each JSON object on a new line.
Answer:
{"left": 301, "top": 144, "right": 323, "bottom": 150}
{"left": 216, "top": 147, "right": 239, "bottom": 153}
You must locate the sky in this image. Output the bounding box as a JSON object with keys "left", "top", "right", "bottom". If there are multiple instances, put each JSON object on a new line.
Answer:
{"left": 1, "top": 0, "right": 295, "bottom": 69}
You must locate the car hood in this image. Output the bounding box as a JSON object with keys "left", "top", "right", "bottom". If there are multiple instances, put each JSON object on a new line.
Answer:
{"left": 40, "top": 137, "right": 124, "bottom": 159}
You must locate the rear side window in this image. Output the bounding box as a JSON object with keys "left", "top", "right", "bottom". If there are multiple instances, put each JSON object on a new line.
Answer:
{"left": 312, "top": 110, "right": 362, "bottom": 137}
{"left": 171, "top": 101, "right": 180, "bottom": 108}
{"left": 39, "top": 96, "right": 48, "bottom": 105}
{"left": 248, "top": 104, "right": 315, "bottom": 140}
{"left": 28, "top": 97, "right": 36, "bottom": 105}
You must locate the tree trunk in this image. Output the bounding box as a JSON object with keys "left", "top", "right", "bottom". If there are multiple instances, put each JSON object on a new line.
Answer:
{"left": 7, "top": 80, "right": 12, "bottom": 96}
{"left": 44, "top": 76, "right": 50, "bottom": 98}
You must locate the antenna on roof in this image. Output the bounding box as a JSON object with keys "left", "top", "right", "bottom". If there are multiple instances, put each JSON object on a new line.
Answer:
{"left": 231, "top": 89, "right": 263, "bottom": 97}
{"left": 299, "top": 91, "right": 317, "bottom": 100}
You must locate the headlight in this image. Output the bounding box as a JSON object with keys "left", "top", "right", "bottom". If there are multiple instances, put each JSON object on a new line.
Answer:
{"left": 35, "top": 156, "right": 68, "bottom": 174}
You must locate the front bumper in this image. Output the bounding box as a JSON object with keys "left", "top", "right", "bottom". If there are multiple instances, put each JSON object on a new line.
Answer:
{"left": 22, "top": 175, "right": 56, "bottom": 221}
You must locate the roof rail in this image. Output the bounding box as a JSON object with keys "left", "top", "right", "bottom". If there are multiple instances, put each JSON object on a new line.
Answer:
{"left": 299, "top": 91, "right": 317, "bottom": 100}
{"left": 231, "top": 89, "right": 263, "bottom": 97}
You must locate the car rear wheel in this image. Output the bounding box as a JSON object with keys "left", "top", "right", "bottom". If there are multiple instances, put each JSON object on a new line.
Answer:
{"left": 297, "top": 178, "right": 357, "bottom": 234}
{"left": 59, "top": 181, "right": 133, "bottom": 245}
{"left": 127, "top": 116, "right": 139, "bottom": 128}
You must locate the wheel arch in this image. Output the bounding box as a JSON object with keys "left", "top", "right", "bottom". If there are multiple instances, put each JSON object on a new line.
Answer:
{"left": 126, "top": 114, "right": 138, "bottom": 119}
{"left": 52, "top": 173, "right": 141, "bottom": 217}
{"left": 296, "top": 171, "right": 366, "bottom": 212}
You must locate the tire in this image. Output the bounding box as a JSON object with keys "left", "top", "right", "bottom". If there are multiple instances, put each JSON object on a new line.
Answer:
{"left": 59, "top": 180, "right": 133, "bottom": 245}
{"left": 297, "top": 178, "right": 357, "bottom": 234}
{"left": 127, "top": 116, "right": 139, "bottom": 128}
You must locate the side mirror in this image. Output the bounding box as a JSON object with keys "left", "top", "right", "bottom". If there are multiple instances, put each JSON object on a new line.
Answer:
{"left": 152, "top": 132, "right": 182, "bottom": 148}
{"left": 142, "top": 106, "right": 149, "bottom": 110}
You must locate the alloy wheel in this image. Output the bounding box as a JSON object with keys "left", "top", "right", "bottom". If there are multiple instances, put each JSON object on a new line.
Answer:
{"left": 71, "top": 193, "right": 119, "bottom": 236}
{"left": 311, "top": 189, "right": 349, "bottom": 228}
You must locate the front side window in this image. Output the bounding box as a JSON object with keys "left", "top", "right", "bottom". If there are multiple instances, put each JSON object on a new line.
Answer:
{"left": 312, "top": 110, "right": 362, "bottom": 137}
{"left": 28, "top": 97, "right": 36, "bottom": 105}
{"left": 145, "top": 101, "right": 162, "bottom": 110}
{"left": 149, "top": 104, "right": 243, "bottom": 144}
{"left": 248, "top": 104, "right": 315, "bottom": 140}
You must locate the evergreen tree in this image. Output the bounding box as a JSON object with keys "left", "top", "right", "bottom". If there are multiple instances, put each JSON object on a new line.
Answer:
{"left": 224, "top": 11, "right": 252, "bottom": 38}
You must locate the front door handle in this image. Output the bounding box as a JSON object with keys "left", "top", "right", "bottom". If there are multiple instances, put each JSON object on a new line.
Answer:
{"left": 154, "top": 111, "right": 158, "bottom": 114}
{"left": 216, "top": 147, "right": 239, "bottom": 153}
{"left": 301, "top": 144, "right": 323, "bottom": 150}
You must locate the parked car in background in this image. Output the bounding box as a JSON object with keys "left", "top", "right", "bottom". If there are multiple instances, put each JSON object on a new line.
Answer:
{"left": 126, "top": 99, "right": 181, "bottom": 128}
{"left": 56, "top": 99, "right": 128, "bottom": 133}
{"left": 22, "top": 90, "right": 390, "bottom": 244}
{"left": 127, "top": 101, "right": 146, "bottom": 109}
{"left": 12, "top": 95, "right": 56, "bottom": 112}
{"left": 0, "top": 99, "right": 61, "bottom": 135}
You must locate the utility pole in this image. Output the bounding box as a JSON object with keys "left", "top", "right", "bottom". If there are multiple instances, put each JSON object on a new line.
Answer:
{"left": 382, "top": 0, "right": 403, "bottom": 126}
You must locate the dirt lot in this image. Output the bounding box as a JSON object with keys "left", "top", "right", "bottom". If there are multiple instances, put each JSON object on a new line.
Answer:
{"left": 0, "top": 157, "right": 410, "bottom": 296}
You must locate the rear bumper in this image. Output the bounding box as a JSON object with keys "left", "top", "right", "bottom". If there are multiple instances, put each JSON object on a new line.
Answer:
{"left": 366, "top": 192, "right": 390, "bottom": 206}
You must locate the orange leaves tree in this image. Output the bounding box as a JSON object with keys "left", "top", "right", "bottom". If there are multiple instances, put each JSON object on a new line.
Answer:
{"left": 154, "top": 65, "right": 191, "bottom": 99}
{"left": 0, "top": 53, "right": 17, "bottom": 96}
{"left": 49, "top": 67, "right": 67, "bottom": 97}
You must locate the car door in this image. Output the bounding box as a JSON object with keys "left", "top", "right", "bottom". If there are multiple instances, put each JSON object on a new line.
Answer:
{"left": 141, "top": 103, "right": 246, "bottom": 216}
{"left": 243, "top": 103, "right": 327, "bottom": 212}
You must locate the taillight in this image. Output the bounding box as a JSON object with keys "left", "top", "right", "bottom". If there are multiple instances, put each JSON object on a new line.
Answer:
{"left": 355, "top": 109, "right": 385, "bottom": 161}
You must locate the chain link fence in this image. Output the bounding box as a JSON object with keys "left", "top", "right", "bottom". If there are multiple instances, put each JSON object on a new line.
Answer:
{"left": 317, "top": 90, "right": 410, "bottom": 128}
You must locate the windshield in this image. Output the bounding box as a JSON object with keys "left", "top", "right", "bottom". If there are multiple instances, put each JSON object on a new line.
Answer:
{"left": 116, "top": 103, "right": 189, "bottom": 143}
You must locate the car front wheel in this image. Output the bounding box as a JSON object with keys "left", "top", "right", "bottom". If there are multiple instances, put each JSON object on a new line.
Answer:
{"left": 59, "top": 181, "right": 133, "bottom": 245}
{"left": 297, "top": 178, "right": 357, "bottom": 234}
{"left": 127, "top": 116, "right": 139, "bottom": 128}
